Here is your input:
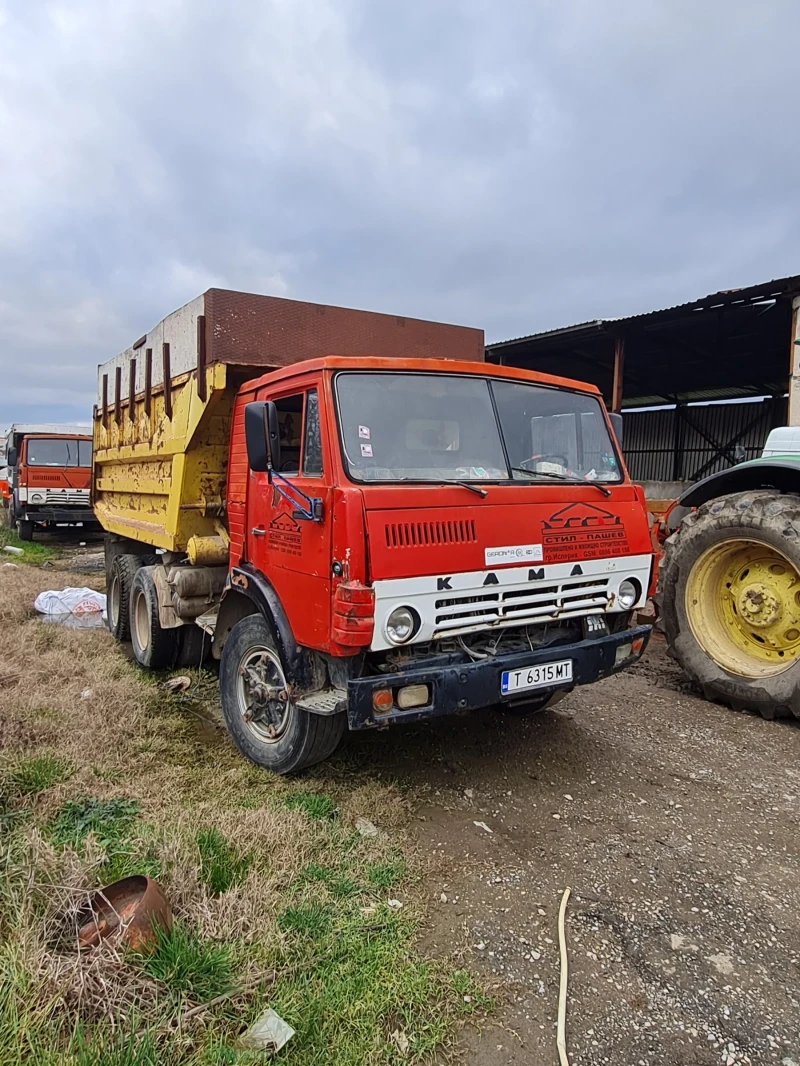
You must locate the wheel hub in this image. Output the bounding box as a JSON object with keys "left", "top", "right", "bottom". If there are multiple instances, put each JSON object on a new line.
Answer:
{"left": 737, "top": 581, "right": 781, "bottom": 627}
{"left": 685, "top": 538, "right": 800, "bottom": 678}
{"left": 237, "top": 649, "right": 291, "bottom": 741}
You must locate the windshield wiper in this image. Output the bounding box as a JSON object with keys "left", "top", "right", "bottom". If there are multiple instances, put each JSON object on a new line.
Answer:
{"left": 510, "top": 467, "right": 612, "bottom": 498}
{"left": 388, "top": 476, "right": 488, "bottom": 498}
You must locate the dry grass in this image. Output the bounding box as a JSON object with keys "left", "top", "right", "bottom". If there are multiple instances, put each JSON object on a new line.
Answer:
{"left": 0, "top": 564, "right": 489, "bottom": 1065}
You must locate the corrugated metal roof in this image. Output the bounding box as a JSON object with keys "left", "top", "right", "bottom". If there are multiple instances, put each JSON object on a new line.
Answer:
{"left": 487, "top": 274, "right": 800, "bottom": 352}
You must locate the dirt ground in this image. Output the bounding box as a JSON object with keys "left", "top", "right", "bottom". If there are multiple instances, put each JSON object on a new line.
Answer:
{"left": 347, "top": 640, "right": 800, "bottom": 1066}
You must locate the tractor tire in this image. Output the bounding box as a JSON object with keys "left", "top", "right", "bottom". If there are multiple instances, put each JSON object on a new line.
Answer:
{"left": 219, "top": 613, "right": 345, "bottom": 775}
{"left": 660, "top": 490, "right": 800, "bottom": 720}
{"left": 129, "top": 566, "right": 179, "bottom": 670}
{"left": 107, "top": 554, "right": 144, "bottom": 642}
{"left": 175, "top": 623, "right": 211, "bottom": 668}
{"left": 17, "top": 520, "right": 33, "bottom": 542}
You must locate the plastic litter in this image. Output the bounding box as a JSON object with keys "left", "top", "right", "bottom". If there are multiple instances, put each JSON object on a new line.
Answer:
{"left": 237, "top": 1007, "right": 295, "bottom": 1052}
{"left": 34, "top": 588, "right": 107, "bottom": 629}
{"left": 473, "top": 820, "right": 493, "bottom": 834}
{"left": 3, "top": 545, "right": 24, "bottom": 556}
{"left": 355, "top": 817, "right": 378, "bottom": 837}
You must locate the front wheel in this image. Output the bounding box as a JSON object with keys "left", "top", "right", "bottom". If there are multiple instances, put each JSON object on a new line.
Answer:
{"left": 219, "top": 613, "right": 345, "bottom": 774}
{"left": 17, "top": 519, "right": 33, "bottom": 542}
{"left": 660, "top": 491, "right": 800, "bottom": 719}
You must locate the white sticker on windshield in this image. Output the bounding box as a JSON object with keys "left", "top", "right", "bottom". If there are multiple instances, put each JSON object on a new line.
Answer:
{"left": 359, "top": 425, "right": 371, "bottom": 440}
{"left": 360, "top": 443, "right": 373, "bottom": 457}
{"left": 485, "top": 543, "right": 543, "bottom": 566}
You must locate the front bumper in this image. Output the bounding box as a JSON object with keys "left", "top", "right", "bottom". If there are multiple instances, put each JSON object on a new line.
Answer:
{"left": 347, "top": 624, "right": 651, "bottom": 730}
{"left": 24, "top": 508, "right": 99, "bottom": 525}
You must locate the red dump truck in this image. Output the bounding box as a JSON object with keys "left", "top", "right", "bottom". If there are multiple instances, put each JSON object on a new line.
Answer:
{"left": 5, "top": 424, "right": 99, "bottom": 540}
{"left": 94, "top": 289, "right": 655, "bottom": 773}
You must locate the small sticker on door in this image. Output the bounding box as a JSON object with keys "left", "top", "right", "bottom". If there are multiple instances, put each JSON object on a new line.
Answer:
{"left": 359, "top": 425, "right": 371, "bottom": 439}
{"left": 360, "top": 443, "right": 373, "bottom": 457}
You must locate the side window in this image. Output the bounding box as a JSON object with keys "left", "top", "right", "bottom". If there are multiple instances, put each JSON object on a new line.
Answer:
{"left": 302, "top": 389, "right": 323, "bottom": 476}
{"left": 273, "top": 389, "right": 324, "bottom": 477}
{"left": 274, "top": 394, "right": 303, "bottom": 475}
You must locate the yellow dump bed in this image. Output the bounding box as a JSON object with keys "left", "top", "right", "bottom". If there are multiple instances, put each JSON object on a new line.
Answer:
{"left": 93, "top": 289, "right": 484, "bottom": 552}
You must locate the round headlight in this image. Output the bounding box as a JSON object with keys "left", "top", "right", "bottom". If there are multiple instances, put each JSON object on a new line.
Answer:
{"left": 30, "top": 492, "right": 45, "bottom": 503}
{"left": 386, "top": 606, "right": 418, "bottom": 644}
{"left": 617, "top": 579, "right": 639, "bottom": 609}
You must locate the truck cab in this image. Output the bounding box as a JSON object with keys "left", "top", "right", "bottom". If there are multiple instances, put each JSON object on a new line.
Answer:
{"left": 215, "top": 357, "right": 654, "bottom": 771}
{"left": 6, "top": 425, "right": 98, "bottom": 541}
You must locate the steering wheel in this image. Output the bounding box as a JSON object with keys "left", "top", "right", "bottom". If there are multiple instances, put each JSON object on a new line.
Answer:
{"left": 518, "top": 454, "right": 570, "bottom": 471}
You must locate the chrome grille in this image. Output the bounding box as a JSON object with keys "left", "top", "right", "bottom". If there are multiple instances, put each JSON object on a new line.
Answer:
{"left": 41, "top": 490, "right": 89, "bottom": 506}
{"left": 433, "top": 576, "right": 610, "bottom": 632}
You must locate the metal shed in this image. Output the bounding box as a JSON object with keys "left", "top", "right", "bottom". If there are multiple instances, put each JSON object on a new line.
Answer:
{"left": 486, "top": 275, "right": 800, "bottom": 493}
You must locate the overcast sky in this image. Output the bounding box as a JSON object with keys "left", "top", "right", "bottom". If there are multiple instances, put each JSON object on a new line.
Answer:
{"left": 1, "top": 0, "right": 799, "bottom": 429}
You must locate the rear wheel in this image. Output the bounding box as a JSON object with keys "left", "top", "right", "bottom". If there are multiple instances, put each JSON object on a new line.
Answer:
{"left": 17, "top": 520, "right": 33, "bottom": 542}
{"left": 219, "top": 613, "right": 345, "bottom": 774}
{"left": 108, "top": 554, "right": 144, "bottom": 642}
{"left": 661, "top": 491, "right": 800, "bottom": 719}
{"left": 130, "top": 566, "right": 179, "bottom": 669}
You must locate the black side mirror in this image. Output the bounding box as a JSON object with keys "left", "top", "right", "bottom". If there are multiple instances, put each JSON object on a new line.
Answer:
{"left": 244, "top": 401, "right": 282, "bottom": 473}
{"left": 7, "top": 447, "right": 17, "bottom": 467}
{"left": 609, "top": 412, "right": 623, "bottom": 448}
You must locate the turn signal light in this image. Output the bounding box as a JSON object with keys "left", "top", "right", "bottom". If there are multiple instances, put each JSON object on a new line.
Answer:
{"left": 372, "top": 689, "right": 394, "bottom": 714}
{"left": 396, "top": 684, "right": 430, "bottom": 710}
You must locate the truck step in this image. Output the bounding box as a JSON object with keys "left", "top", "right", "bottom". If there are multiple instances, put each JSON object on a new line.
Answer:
{"left": 296, "top": 689, "right": 347, "bottom": 715}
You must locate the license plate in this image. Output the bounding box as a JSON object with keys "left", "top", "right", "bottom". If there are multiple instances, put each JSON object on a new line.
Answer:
{"left": 501, "top": 659, "right": 573, "bottom": 695}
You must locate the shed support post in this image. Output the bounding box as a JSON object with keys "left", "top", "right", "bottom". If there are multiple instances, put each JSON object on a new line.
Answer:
{"left": 611, "top": 331, "right": 626, "bottom": 413}
{"left": 789, "top": 296, "right": 800, "bottom": 427}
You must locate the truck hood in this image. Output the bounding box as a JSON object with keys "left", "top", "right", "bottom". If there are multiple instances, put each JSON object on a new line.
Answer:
{"left": 362, "top": 483, "right": 652, "bottom": 582}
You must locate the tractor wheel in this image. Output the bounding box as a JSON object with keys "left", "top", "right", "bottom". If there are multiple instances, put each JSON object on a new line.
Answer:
{"left": 660, "top": 490, "right": 800, "bottom": 719}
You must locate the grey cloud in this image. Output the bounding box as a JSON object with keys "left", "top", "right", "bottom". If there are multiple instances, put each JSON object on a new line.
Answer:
{"left": 1, "top": 0, "right": 799, "bottom": 428}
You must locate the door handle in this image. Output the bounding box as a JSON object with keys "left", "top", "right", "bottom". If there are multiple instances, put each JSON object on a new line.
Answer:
{"left": 251, "top": 527, "right": 265, "bottom": 537}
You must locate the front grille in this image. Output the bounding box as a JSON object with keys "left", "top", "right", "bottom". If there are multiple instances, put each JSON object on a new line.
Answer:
{"left": 433, "top": 576, "right": 610, "bottom": 631}
{"left": 385, "top": 519, "right": 477, "bottom": 548}
{"left": 38, "top": 490, "right": 89, "bottom": 506}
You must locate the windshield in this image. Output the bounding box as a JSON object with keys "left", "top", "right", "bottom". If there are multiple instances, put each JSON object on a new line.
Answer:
{"left": 25, "top": 438, "right": 92, "bottom": 467}
{"left": 335, "top": 372, "right": 621, "bottom": 484}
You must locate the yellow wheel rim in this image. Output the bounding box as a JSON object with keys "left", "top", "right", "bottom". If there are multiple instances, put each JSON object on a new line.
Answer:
{"left": 685, "top": 538, "right": 800, "bottom": 678}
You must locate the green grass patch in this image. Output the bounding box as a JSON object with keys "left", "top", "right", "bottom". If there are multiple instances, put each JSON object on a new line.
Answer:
{"left": 4, "top": 753, "right": 73, "bottom": 797}
{"left": 283, "top": 792, "right": 338, "bottom": 820}
{"left": 48, "top": 796, "right": 141, "bottom": 852}
{"left": 196, "top": 827, "right": 253, "bottom": 895}
{"left": 138, "top": 922, "right": 236, "bottom": 1003}
{"left": 0, "top": 527, "right": 56, "bottom": 564}
{"left": 365, "top": 857, "right": 406, "bottom": 889}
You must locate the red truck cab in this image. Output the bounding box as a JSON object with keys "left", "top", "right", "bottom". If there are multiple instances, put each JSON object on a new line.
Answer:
{"left": 5, "top": 425, "right": 98, "bottom": 541}
{"left": 214, "top": 356, "right": 654, "bottom": 772}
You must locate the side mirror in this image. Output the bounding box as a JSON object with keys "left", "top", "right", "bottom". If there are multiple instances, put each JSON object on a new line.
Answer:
{"left": 7, "top": 447, "right": 17, "bottom": 467}
{"left": 733, "top": 444, "right": 746, "bottom": 464}
{"left": 244, "top": 401, "right": 281, "bottom": 473}
{"left": 609, "top": 412, "right": 623, "bottom": 447}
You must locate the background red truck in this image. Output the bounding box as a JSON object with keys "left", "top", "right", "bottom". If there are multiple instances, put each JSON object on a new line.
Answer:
{"left": 93, "top": 289, "right": 656, "bottom": 773}
{"left": 4, "top": 424, "right": 99, "bottom": 541}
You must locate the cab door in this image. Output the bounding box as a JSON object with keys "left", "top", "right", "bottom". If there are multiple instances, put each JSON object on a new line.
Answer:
{"left": 247, "top": 383, "right": 334, "bottom": 652}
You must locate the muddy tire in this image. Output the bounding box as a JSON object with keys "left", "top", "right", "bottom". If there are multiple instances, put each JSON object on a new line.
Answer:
{"left": 175, "top": 624, "right": 211, "bottom": 668}
{"left": 17, "top": 519, "right": 33, "bottom": 542}
{"left": 129, "top": 565, "right": 178, "bottom": 670}
{"left": 660, "top": 491, "right": 800, "bottom": 719}
{"left": 219, "top": 613, "right": 345, "bottom": 774}
{"left": 108, "top": 554, "right": 143, "bottom": 642}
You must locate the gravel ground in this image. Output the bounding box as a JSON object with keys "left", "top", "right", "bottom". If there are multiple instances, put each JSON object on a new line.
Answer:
{"left": 349, "top": 637, "right": 800, "bottom": 1066}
